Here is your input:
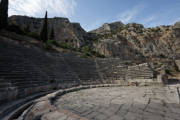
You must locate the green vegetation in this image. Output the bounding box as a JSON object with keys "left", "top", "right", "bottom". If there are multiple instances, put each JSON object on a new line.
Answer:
{"left": 0, "top": 0, "right": 8, "bottom": 29}
{"left": 50, "top": 28, "right": 55, "bottom": 40}
{"left": 40, "top": 11, "right": 48, "bottom": 43}
{"left": 55, "top": 41, "right": 72, "bottom": 49}
{"left": 174, "top": 61, "right": 180, "bottom": 72}
{"left": 159, "top": 54, "right": 167, "bottom": 58}
{"left": 24, "top": 25, "right": 30, "bottom": 33}
{"left": 27, "top": 32, "right": 40, "bottom": 40}
{"left": 6, "top": 24, "right": 40, "bottom": 40}
{"left": 43, "top": 40, "right": 105, "bottom": 58}
{"left": 165, "top": 69, "right": 174, "bottom": 76}
{"left": 81, "top": 46, "right": 105, "bottom": 58}
{"left": 165, "top": 61, "right": 180, "bottom": 76}
{"left": 6, "top": 24, "right": 25, "bottom": 35}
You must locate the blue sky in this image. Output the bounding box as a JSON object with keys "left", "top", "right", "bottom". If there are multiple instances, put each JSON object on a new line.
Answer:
{"left": 9, "top": 0, "right": 180, "bottom": 31}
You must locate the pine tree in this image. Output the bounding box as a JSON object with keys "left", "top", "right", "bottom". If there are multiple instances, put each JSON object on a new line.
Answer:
{"left": 24, "top": 25, "right": 30, "bottom": 34}
{"left": 0, "top": 0, "right": 9, "bottom": 29}
{"left": 50, "top": 28, "right": 55, "bottom": 40}
{"left": 40, "top": 11, "right": 48, "bottom": 43}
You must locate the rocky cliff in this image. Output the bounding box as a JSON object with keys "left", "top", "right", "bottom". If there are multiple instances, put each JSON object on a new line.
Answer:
{"left": 7, "top": 15, "right": 180, "bottom": 75}
{"left": 9, "top": 15, "right": 88, "bottom": 48}
{"left": 91, "top": 22, "right": 180, "bottom": 58}
{"left": 90, "top": 21, "right": 180, "bottom": 76}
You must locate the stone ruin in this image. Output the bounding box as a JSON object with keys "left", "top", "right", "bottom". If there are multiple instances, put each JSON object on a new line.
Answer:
{"left": 0, "top": 35, "right": 163, "bottom": 119}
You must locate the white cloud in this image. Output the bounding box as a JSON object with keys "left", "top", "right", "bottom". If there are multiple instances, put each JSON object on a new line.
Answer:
{"left": 9, "top": 0, "right": 77, "bottom": 18}
{"left": 141, "top": 15, "right": 156, "bottom": 25}
{"left": 116, "top": 4, "right": 145, "bottom": 24}
{"left": 85, "top": 19, "right": 105, "bottom": 32}
{"left": 170, "top": 17, "right": 180, "bottom": 25}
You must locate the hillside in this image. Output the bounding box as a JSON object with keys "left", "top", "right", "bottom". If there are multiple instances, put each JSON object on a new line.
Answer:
{"left": 7, "top": 15, "right": 180, "bottom": 77}
{"left": 90, "top": 22, "right": 180, "bottom": 76}
{"left": 9, "top": 15, "right": 88, "bottom": 48}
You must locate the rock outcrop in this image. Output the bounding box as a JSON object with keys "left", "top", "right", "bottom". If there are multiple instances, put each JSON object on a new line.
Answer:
{"left": 2, "top": 16, "right": 179, "bottom": 119}
{"left": 9, "top": 15, "right": 88, "bottom": 48}
{"left": 90, "top": 22, "right": 180, "bottom": 59}
{"left": 0, "top": 32, "right": 157, "bottom": 109}
{"left": 89, "top": 22, "right": 180, "bottom": 75}
{"left": 7, "top": 15, "right": 180, "bottom": 76}
{"left": 91, "top": 21, "right": 124, "bottom": 34}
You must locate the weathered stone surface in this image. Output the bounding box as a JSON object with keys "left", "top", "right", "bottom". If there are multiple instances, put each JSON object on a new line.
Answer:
{"left": 91, "top": 21, "right": 124, "bottom": 34}
{"left": 91, "top": 23, "right": 180, "bottom": 59}
{"left": 0, "top": 34, "right": 157, "bottom": 107}
{"left": 89, "top": 21, "right": 180, "bottom": 78}
{"left": 9, "top": 15, "right": 88, "bottom": 48}
{"left": 175, "top": 60, "right": 180, "bottom": 71}
{"left": 174, "top": 21, "right": 180, "bottom": 29}
{"left": 7, "top": 16, "right": 180, "bottom": 77}
{"left": 53, "top": 86, "right": 180, "bottom": 120}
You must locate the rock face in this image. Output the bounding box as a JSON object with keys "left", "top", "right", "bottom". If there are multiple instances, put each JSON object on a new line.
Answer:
{"left": 89, "top": 22, "right": 180, "bottom": 73}
{"left": 174, "top": 21, "right": 180, "bottom": 29}
{"left": 91, "top": 21, "right": 124, "bottom": 34}
{"left": 7, "top": 15, "right": 180, "bottom": 74}
{"left": 9, "top": 15, "right": 88, "bottom": 48}
{"left": 91, "top": 23, "right": 180, "bottom": 58}
{"left": 0, "top": 33, "right": 156, "bottom": 107}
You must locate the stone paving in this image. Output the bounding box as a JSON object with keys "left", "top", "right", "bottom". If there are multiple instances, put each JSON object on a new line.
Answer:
{"left": 54, "top": 86, "right": 180, "bottom": 120}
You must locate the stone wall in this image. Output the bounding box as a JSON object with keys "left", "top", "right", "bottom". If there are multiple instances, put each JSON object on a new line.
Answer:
{"left": 0, "top": 35, "right": 159, "bottom": 106}
{"left": 0, "top": 36, "right": 79, "bottom": 104}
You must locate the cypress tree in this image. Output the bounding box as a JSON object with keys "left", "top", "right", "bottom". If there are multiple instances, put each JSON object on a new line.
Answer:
{"left": 0, "top": 0, "right": 9, "bottom": 29}
{"left": 40, "top": 11, "right": 48, "bottom": 43}
{"left": 50, "top": 28, "right": 55, "bottom": 40}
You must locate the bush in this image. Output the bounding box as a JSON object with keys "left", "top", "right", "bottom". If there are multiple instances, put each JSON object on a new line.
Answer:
{"left": 91, "top": 51, "right": 105, "bottom": 58}
{"left": 24, "top": 25, "right": 30, "bottom": 33}
{"left": 165, "top": 69, "right": 174, "bottom": 76}
{"left": 174, "top": 61, "right": 180, "bottom": 72}
{"left": 55, "top": 41, "right": 72, "bottom": 49}
{"left": 66, "top": 43, "right": 72, "bottom": 49}
{"left": 6, "top": 24, "right": 25, "bottom": 35}
{"left": 44, "top": 42, "right": 52, "bottom": 50}
{"left": 82, "top": 46, "right": 91, "bottom": 53}
{"left": 27, "top": 32, "right": 40, "bottom": 40}
{"left": 159, "top": 54, "right": 166, "bottom": 58}
{"left": 6, "top": 24, "right": 42, "bottom": 41}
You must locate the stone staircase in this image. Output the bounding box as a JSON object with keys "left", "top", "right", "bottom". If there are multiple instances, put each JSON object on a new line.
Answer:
{"left": 0, "top": 34, "right": 158, "bottom": 108}
{"left": 0, "top": 34, "right": 161, "bottom": 119}
{"left": 126, "top": 63, "right": 155, "bottom": 83}
{"left": 0, "top": 36, "right": 79, "bottom": 104}
{"left": 62, "top": 53, "right": 101, "bottom": 85}
{"left": 96, "top": 59, "right": 128, "bottom": 84}
{"left": 51, "top": 53, "right": 81, "bottom": 87}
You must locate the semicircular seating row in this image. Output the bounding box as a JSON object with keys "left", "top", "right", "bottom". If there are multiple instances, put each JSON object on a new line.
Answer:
{"left": 0, "top": 35, "right": 155, "bottom": 106}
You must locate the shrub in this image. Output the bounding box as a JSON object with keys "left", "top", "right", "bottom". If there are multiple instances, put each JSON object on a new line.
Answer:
{"left": 55, "top": 41, "right": 72, "bottom": 49}
{"left": 174, "top": 61, "right": 180, "bottom": 72}
{"left": 6, "top": 24, "right": 25, "bottom": 35}
{"left": 91, "top": 51, "right": 105, "bottom": 58}
{"left": 27, "top": 32, "right": 40, "bottom": 40}
{"left": 159, "top": 54, "right": 166, "bottom": 58}
{"left": 66, "top": 43, "right": 72, "bottom": 49}
{"left": 44, "top": 42, "right": 52, "bottom": 50}
{"left": 82, "top": 46, "right": 91, "bottom": 53}
{"left": 165, "top": 69, "right": 173, "bottom": 76}
{"left": 24, "top": 25, "right": 30, "bottom": 33}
